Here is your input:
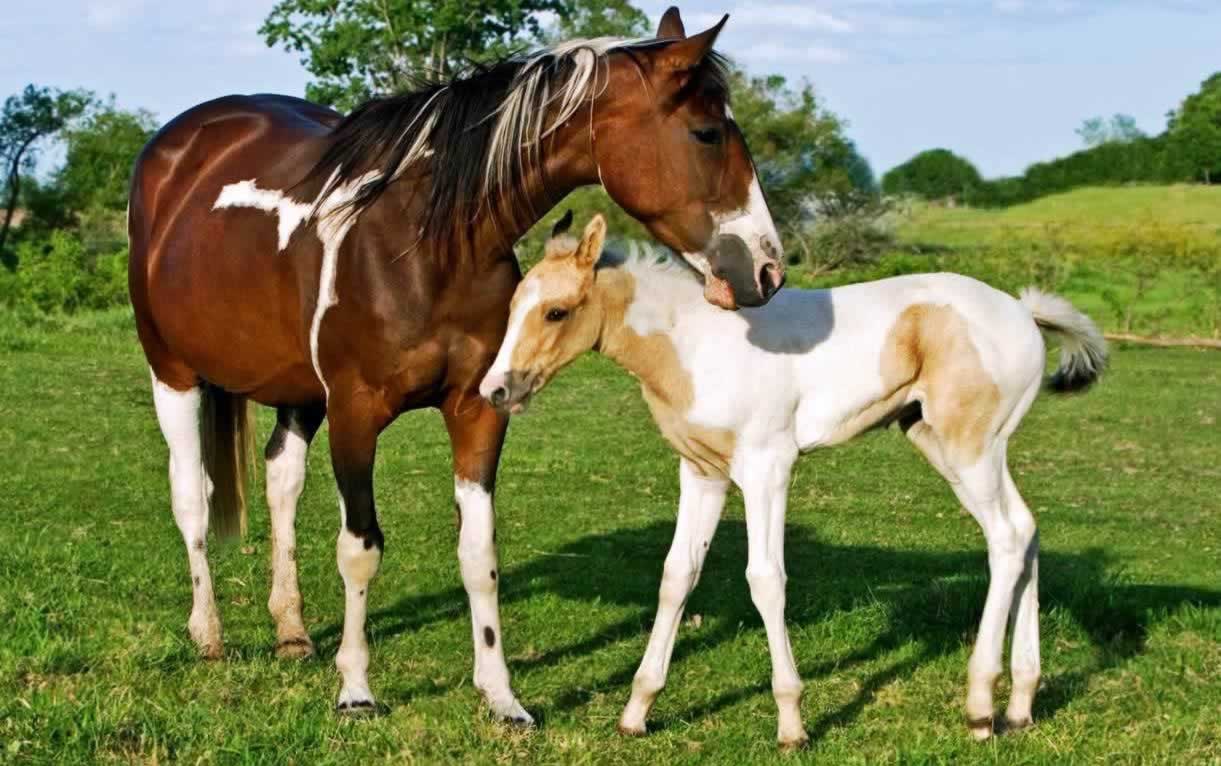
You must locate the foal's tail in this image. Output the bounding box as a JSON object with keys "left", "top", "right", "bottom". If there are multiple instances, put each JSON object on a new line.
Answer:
{"left": 1019, "top": 287, "right": 1108, "bottom": 392}
{"left": 201, "top": 385, "right": 255, "bottom": 539}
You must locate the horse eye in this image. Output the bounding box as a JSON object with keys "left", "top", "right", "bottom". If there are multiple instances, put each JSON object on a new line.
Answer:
{"left": 545, "top": 307, "right": 570, "bottom": 322}
{"left": 691, "top": 127, "right": 723, "bottom": 145}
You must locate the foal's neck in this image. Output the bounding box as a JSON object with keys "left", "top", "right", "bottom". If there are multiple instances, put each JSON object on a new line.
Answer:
{"left": 592, "top": 266, "right": 692, "bottom": 405}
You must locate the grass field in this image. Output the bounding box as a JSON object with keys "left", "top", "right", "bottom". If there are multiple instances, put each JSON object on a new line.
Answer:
{"left": 0, "top": 309, "right": 1218, "bottom": 764}
{"left": 792, "top": 185, "right": 1221, "bottom": 339}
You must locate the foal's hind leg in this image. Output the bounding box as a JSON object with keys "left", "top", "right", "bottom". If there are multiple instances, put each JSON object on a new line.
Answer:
{"left": 151, "top": 373, "right": 223, "bottom": 659}
{"left": 1002, "top": 468, "right": 1039, "bottom": 731}
{"left": 906, "top": 423, "right": 1029, "bottom": 740}
{"left": 265, "top": 405, "right": 325, "bottom": 659}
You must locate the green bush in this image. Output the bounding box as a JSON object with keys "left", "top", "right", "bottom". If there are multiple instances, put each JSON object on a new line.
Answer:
{"left": 881, "top": 149, "right": 982, "bottom": 200}
{"left": 0, "top": 230, "right": 128, "bottom": 313}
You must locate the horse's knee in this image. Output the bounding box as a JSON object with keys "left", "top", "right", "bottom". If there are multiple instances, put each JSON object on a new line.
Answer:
{"left": 746, "top": 565, "right": 786, "bottom": 612}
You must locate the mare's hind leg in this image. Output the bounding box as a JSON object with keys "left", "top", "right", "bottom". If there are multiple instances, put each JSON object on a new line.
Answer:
{"left": 265, "top": 404, "right": 325, "bottom": 659}
{"left": 905, "top": 421, "right": 1031, "bottom": 740}
{"left": 151, "top": 371, "right": 223, "bottom": 659}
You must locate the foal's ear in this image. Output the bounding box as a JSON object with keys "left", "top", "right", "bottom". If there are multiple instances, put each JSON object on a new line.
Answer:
{"left": 551, "top": 209, "right": 573, "bottom": 238}
{"left": 657, "top": 14, "right": 726, "bottom": 72}
{"left": 575, "top": 215, "right": 607, "bottom": 269}
{"left": 656, "top": 6, "right": 686, "bottom": 39}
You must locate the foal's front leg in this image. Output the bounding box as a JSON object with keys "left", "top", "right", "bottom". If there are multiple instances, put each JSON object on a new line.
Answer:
{"left": 739, "top": 448, "right": 807, "bottom": 749}
{"left": 618, "top": 460, "right": 728, "bottom": 736}
{"left": 443, "top": 391, "right": 531, "bottom": 725}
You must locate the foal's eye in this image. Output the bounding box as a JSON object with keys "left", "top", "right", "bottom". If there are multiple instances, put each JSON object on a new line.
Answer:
{"left": 691, "top": 127, "right": 723, "bottom": 145}
{"left": 545, "top": 307, "right": 570, "bottom": 322}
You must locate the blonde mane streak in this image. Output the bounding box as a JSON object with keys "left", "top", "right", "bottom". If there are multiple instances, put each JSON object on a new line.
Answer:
{"left": 483, "top": 37, "right": 646, "bottom": 202}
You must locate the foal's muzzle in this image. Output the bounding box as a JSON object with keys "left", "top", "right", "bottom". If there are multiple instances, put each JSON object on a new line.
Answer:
{"left": 479, "top": 370, "right": 534, "bottom": 414}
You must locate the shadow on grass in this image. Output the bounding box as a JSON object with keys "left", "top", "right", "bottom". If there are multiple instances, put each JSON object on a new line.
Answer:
{"left": 311, "top": 521, "right": 1219, "bottom": 737}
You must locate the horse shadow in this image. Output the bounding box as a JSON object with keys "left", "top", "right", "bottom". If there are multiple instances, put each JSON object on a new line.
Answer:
{"left": 311, "top": 520, "right": 1219, "bottom": 735}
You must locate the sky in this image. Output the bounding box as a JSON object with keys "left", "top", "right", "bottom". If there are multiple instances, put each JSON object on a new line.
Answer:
{"left": 2, "top": 0, "right": 1217, "bottom": 178}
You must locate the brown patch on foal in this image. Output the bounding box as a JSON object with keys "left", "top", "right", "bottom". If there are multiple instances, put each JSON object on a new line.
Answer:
{"left": 881, "top": 303, "right": 1001, "bottom": 465}
{"left": 597, "top": 271, "right": 736, "bottom": 477}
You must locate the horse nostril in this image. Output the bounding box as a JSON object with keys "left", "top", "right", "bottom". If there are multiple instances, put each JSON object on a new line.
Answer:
{"left": 490, "top": 387, "right": 508, "bottom": 407}
{"left": 759, "top": 263, "right": 784, "bottom": 299}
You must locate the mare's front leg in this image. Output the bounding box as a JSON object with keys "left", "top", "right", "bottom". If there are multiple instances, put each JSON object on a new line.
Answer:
{"left": 618, "top": 459, "right": 728, "bottom": 736}
{"left": 443, "top": 390, "right": 532, "bottom": 725}
{"left": 327, "top": 388, "right": 390, "bottom": 715}
{"left": 265, "top": 404, "right": 325, "bottom": 658}
{"left": 739, "top": 446, "right": 807, "bottom": 749}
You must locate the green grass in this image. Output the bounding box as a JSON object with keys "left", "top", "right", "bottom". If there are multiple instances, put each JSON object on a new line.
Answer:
{"left": 791, "top": 185, "right": 1221, "bottom": 339}
{"left": 1, "top": 309, "right": 1218, "bottom": 764}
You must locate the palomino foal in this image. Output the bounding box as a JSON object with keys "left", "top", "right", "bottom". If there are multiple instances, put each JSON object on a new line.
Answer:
{"left": 481, "top": 215, "right": 1107, "bottom": 746}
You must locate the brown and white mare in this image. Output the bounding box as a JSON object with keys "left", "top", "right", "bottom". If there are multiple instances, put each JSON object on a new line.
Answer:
{"left": 127, "top": 8, "right": 785, "bottom": 718}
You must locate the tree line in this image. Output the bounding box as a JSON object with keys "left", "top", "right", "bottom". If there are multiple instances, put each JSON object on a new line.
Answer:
{"left": 882, "top": 73, "right": 1221, "bottom": 205}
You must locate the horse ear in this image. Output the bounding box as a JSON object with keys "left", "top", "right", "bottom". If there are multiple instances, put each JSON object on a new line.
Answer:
{"left": 575, "top": 215, "right": 607, "bottom": 269}
{"left": 551, "top": 209, "right": 573, "bottom": 238}
{"left": 656, "top": 6, "right": 686, "bottom": 39}
{"left": 657, "top": 14, "right": 726, "bottom": 72}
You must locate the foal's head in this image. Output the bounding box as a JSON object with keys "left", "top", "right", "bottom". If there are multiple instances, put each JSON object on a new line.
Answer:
{"left": 479, "top": 213, "right": 610, "bottom": 412}
{"left": 591, "top": 7, "right": 785, "bottom": 309}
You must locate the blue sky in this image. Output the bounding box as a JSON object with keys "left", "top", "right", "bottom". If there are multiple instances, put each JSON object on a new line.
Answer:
{"left": 2, "top": 0, "right": 1217, "bottom": 177}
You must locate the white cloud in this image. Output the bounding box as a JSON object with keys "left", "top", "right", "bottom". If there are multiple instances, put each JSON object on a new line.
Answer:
{"left": 737, "top": 41, "right": 848, "bottom": 64}
{"left": 85, "top": 0, "right": 146, "bottom": 29}
{"left": 692, "top": 3, "right": 854, "bottom": 34}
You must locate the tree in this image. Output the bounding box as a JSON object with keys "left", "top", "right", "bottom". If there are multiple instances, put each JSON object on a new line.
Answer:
{"left": 1168, "top": 73, "right": 1221, "bottom": 184}
{"left": 548, "top": 0, "right": 649, "bottom": 39}
{"left": 261, "top": 0, "right": 571, "bottom": 111}
{"left": 730, "top": 72, "right": 866, "bottom": 230}
{"left": 1076, "top": 113, "right": 1144, "bottom": 147}
{"left": 55, "top": 102, "right": 157, "bottom": 213}
{"left": 881, "top": 149, "right": 982, "bottom": 200}
{"left": 0, "top": 86, "right": 92, "bottom": 264}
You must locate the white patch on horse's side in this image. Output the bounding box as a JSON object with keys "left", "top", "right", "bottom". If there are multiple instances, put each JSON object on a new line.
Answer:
{"left": 213, "top": 179, "right": 313, "bottom": 251}
{"left": 486, "top": 279, "right": 540, "bottom": 377}
{"left": 308, "top": 171, "right": 379, "bottom": 399}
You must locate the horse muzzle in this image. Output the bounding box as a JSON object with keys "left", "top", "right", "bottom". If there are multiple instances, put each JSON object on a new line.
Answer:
{"left": 479, "top": 369, "right": 535, "bottom": 414}
{"left": 699, "top": 233, "right": 785, "bottom": 310}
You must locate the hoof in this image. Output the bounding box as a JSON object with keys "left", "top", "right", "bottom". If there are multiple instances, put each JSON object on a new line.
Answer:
{"left": 495, "top": 713, "right": 535, "bottom": 729}
{"left": 778, "top": 734, "right": 810, "bottom": 752}
{"left": 198, "top": 643, "right": 224, "bottom": 661}
{"left": 616, "top": 722, "right": 647, "bottom": 737}
{"left": 336, "top": 699, "right": 379, "bottom": 718}
{"left": 1002, "top": 715, "right": 1034, "bottom": 734}
{"left": 966, "top": 714, "right": 995, "bottom": 741}
{"left": 274, "top": 637, "right": 314, "bottom": 660}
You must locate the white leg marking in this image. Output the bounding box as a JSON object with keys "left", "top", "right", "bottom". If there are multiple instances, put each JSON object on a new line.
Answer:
{"left": 335, "top": 515, "right": 381, "bottom": 712}
{"left": 151, "top": 372, "right": 223, "bottom": 658}
{"left": 739, "top": 447, "right": 807, "bottom": 748}
{"left": 266, "top": 424, "right": 313, "bottom": 657}
{"left": 455, "top": 478, "right": 532, "bottom": 724}
{"left": 619, "top": 460, "right": 728, "bottom": 735}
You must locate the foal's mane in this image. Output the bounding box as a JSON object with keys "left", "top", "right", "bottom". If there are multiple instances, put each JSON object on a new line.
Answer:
{"left": 305, "top": 37, "right": 730, "bottom": 250}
